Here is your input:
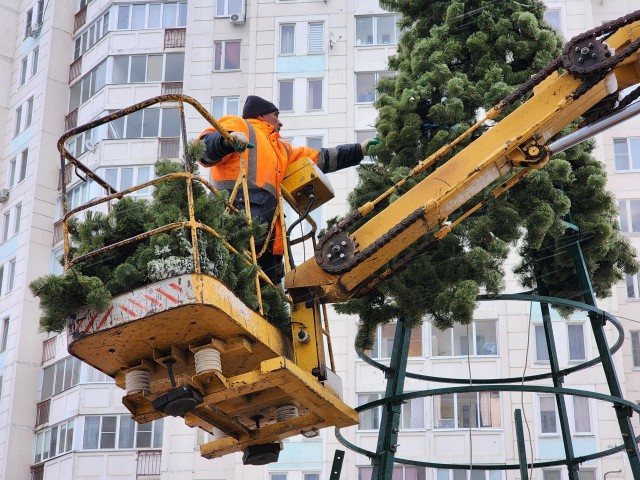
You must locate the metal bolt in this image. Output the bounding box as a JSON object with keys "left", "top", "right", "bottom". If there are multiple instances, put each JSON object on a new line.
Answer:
{"left": 339, "top": 253, "right": 345, "bottom": 258}
{"left": 327, "top": 253, "right": 332, "bottom": 259}
{"left": 580, "top": 46, "right": 590, "bottom": 55}
{"left": 588, "top": 42, "right": 593, "bottom": 48}
{"left": 341, "top": 241, "right": 347, "bottom": 246}
{"left": 578, "top": 57, "right": 584, "bottom": 63}
{"left": 575, "top": 47, "right": 580, "bottom": 52}
{"left": 591, "top": 53, "right": 596, "bottom": 58}
{"left": 332, "top": 245, "right": 341, "bottom": 253}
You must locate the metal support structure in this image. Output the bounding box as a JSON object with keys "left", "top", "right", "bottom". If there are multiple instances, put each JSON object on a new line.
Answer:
{"left": 535, "top": 265, "right": 579, "bottom": 480}
{"left": 371, "top": 317, "right": 411, "bottom": 480}
{"left": 330, "top": 450, "right": 345, "bottom": 480}
{"left": 565, "top": 223, "right": 640, "bottom": 475}
{"left": 514, "top": 409, "right": 529, "bottom": 480}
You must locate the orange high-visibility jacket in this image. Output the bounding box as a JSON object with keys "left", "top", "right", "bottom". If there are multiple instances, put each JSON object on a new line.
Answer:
{"left": 199, "top": 116, "right": 320, "bottom": 255}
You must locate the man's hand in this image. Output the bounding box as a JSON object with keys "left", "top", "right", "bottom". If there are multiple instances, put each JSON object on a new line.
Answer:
{"left": 225, "top": 131, "right": 250, "bottom": 152}
{"left": 360, "top": 137, "right": 380, "bottom": 156}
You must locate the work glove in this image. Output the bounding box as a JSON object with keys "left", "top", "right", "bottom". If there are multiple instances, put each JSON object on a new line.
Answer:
{"left": 360, "top": 137, "right": 380, "bottom": 156}
{"left": 225, "top": 131, "right": 251, "bottom": 152}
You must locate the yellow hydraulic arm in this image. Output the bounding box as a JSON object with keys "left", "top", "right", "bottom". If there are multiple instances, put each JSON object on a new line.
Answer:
{"left": 285, "top": 10, "right": 640, "bottom": 303}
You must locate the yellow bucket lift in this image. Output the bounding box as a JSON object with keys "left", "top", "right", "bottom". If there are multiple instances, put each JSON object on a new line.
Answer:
{"left": 57, "top": 95, "right": 357, "bottom": 465}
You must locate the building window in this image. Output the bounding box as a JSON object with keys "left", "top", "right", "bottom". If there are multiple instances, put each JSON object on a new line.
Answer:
{"left": 307, "top": 78, "right": 323, "bottom": 111}
{"left": 618, "top": 199, "right": 640, "bottom": 233}
{"left": 534, "top": 324, "right": 549, "bottom": 362}
{"left": 539, "top": 395, "right": 558, "bottom": 434}
{"left": 355, "top": 71, "right": 395, "bottom": 103}
{"left": 73, "top": 11, "right": 110, "bottom": 60}
{"left": 632, "top": 331, "right": 640, "bottom": 367}
{"left": 436, "top": 470, "right": 502, "bottom": 480}
{"left": 25, "top": 96, "right": 34, "bottom": 129}
{"left": 6, "top": 259, "right": 15, "bottom": 293}
{"left": 626, "top": 274, "right": 640, "bottom": 299}
{"left": 13, "top": 204, "right": 21, "bottom": 236}
{"left": 69, "top": 59, "right": 107, "bottom": 111}
{"left": 544, "top": 8, "right": 564, "bottom": 34}
{"left": 24, "top": 1, "right": 44, "bottom": 38}
{"left": 214, "top": 40, "right": 241, "bottom": 71}
{"left": 542, "top": 470, "right": 561, "bottom": 480}
{"left": 308, "top": 22, "right": 324, "bottom": 54}
{"left": 270, "top": 474, "right": 287, "bottom": 480}
{"left": 573, "top": 396, "right": 592, "bottom": 434}
{"left": 359, "top": 466, "right": 426, "bottom": 480}
{"left": 112, "top": 53, "right": 185, "bottom": 84}
{"left": 80, "top": 362, "right": 114, "bottom": 383}
{"left": 107, "top": 108, "right": 179, "bottom": 141}
{"left": 355, "top": 14, "right": 401, "bottom": 46}
{"left": 433, "top": 392, "right": 501, "bottom": 429}
{"left": 568, "top": 323, "right": 586, "bottom": 361}
{"left": 2, "top": 212, "right": 10, "bottom": 243}
{"left": 364, "top": 322, "right": 422, "bottom": 359}
{"left": 211, "top": 96, "right": 239, "bottom": 119}
{"left": 216, "top": 0, "right": 242, "bottom": 17}
{"left": 51, "top": 247, "right": 64, "bottom": 276}
{"left": 431, "top": 320, "right": 498, "bottom": 357}
{"left": 280, "top": 24, "right": 295, "bottom": 55}
{"left": 306, "top": 136, "right": 323, "bottom": 150}
{"left": 279, "top": 80, "right": 294, "bottom": 111}
{"left": 577, "top": 471, "right": 596, "bottom": 480}
{"left": 20, "top": 58, "right": 28, "bottom": 86}
{"left": 83, "top": 415, "right": 163, "bottom": 450}
{"left": 0, "top": 317, "right": 9, "bottom": 352}
{"left": 304, "top": 474, "right": 320, "bottom": 480}
{"left": 116, "top": 3, "right": 187, "bottom": 29}
{"left": 614, "top": 138, "right": 640, "bottom": 172}
{"left": 14, "top": 105, "right": 22, "bottom": 137}
{"left": 103, "top": 166, "right": 153, "bottom": 195}
{"left": 31, "top": 47, "right": 39, "bottom": 77}
{"left": 357, "top": 393, "right": 425, "bottom": 430}
{"left": 41, "top": 356, "right": 82, "bottom": 400}
{"left": 34, "top": 419, "right": 74, "bottom": 463}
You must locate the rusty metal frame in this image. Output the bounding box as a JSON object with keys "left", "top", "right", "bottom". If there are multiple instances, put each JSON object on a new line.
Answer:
{"left": 56, "top": 94, "right": 276, "bottom": 306}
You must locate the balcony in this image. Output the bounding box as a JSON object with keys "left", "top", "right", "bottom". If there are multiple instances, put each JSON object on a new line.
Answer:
{"left": 74, "top": 6, "right": 87, "bottom": 32}
{"left": 159, "top": 138, "right": 180, "bottom": 159}
{"left": 35, "top": 399, "right": 50, "bottom": 428}
{"left": 42, "top": 337, "right": 56, "bottom": 364}
{"left": 30, "top": 464, "right": 44, "bottom": 480}
{"left": 164, "top": 28, "right": 186, "bottom": 48}
{"left": 136, "top": 450, "right": 161, "bottom": 476}
{"left": 69, "top": 57, "right": 82, "bottom": 83}
{"left": 161, "top": 82, "right": 183, "bottom": 95}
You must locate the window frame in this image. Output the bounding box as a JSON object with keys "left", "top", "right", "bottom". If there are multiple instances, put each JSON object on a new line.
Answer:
{"left": 356, "top": 392, "right": 425, "bottom": 431}
{"left": 364, "top": 321, "right": 423, "bottom": 360}
{"left": 355, "top": 14, "right": 401, "bottom": 47}
{"left": 211, "top": 96, "right": 240, "bottom": 119}
{"left": 567, "top": 323, "right": 586, "bottom": 362}
{"left": 431, "top": 319, "right": 499, "bottom": 357}
{"left": 214, "top": 40, "right": 241, "bottom": 71}
{"left": 306, "top": 78, "right": 324, "bottom": 111}
{"left": 34, "top": 418, "right": 75, "bottom": 463}
{"left": 279, "top": 23, "right": 295, "bottom": 55}
{"left": 613, "top": 138, "right": 640, "bottom": 172}
{"left": 82, "top": 415, "right": 163, "bottom": 450}
{"left": 632, "top": 331, "right": 640, "bottom": 368}
{"left": 538, "top": 395, "right": 559, "bottom": 435}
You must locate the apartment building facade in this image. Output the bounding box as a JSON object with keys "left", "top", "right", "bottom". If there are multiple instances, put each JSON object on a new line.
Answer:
{"left": 0, "top": 0, "right": 638, "bottom": 479}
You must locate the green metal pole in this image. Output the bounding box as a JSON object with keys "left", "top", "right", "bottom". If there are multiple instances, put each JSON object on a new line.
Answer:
{"left": 371, "top": 317, "right": 411, "bottom": 480}
{"left": 566, "top": 227, "right": 640, "bottom": 477}
{"left": 514, "top": 409, "right": 529, "bottom": 480}
{"left": 329, "top": 449, "right": 345, "bottom": 480}
{"left": 535, "top": 259, "right": 579, "bottom": 480}
{"left": 538, "top": 297, "right": 579, "bottom": 480}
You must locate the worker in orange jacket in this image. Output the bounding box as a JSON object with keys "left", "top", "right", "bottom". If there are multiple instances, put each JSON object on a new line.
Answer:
{"left": 199, "top": 95, "right": 374, "bottom": 283}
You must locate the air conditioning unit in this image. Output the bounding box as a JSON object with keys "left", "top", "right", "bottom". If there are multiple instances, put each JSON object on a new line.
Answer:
{"left": 229, "top": 12, "right": 245, "bottom": 25}
{"left": 0, "top": 189, "right": 9, "bottom": 204}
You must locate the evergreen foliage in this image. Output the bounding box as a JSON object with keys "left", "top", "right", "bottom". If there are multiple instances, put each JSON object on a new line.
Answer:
{"left": 337, "top": 0, "right": 638, "bottom": 348}
{"left": 31, "top": 141, "right": 290, "bottom": 334}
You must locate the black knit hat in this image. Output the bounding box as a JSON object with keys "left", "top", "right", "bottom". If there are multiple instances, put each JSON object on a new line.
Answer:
{"left": 242, "top": 95, "right": 279, "bottom": 119}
